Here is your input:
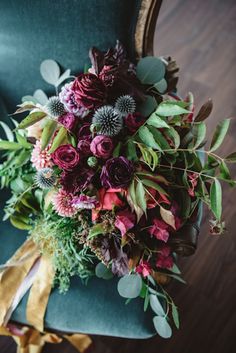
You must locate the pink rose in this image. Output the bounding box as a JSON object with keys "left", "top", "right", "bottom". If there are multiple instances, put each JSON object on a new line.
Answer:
{"left": 58, "top": 113, "right": 77, "bottom": 131}
{"left": 148, "top": 218, "right": 170, "bottom": 242}
{"left": 90, "top": 135, "right": 114, "bottom": 159}
{"left": 51, "top": 144, "right": 80, "bottom": 171}
{"left": 136, "top": 260, "right": 152, "bottom": 278}
{"left": 114, "top": 209, "right": 135, "bottom": 236}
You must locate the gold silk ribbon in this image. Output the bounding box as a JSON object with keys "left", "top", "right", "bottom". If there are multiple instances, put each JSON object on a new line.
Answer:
{"left": 0, "top": 238, "right": 92, "bottom": 353}
{"left": 26, "top": 255, "right": 55, "bottom": 332}
{"left": 0, "top": 239, "right": 40, "bottom": 325}
{"left": 0, "top": 325, "right": 92, "bottom": 353}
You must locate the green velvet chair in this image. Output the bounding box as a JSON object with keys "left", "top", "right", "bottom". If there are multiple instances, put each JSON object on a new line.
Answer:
{"left": 0, "top": 0, "right": 201, "bottom": 339}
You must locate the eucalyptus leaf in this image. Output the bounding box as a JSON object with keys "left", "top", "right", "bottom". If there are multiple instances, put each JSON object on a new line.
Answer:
{"left": 56, "top": 69, "right": 71, "bottom": 87}
{"left": 153, "top": 316, "right": 172, "bottom": 338}
{"left": 95, "top": 262, "right": 113, "bottom": 280}
{"left": 210, "top": 119, "right": 230, "bottom": 152}
{"left": 40, "top": 59, "right": 60, "bottom": 85}
{"left": 138, "top": 95, "right": 157, "bottom": 117}
{"left": 153, "top": 78, "right": 167, "bottom": 94}
{"left": 172, "top": 304, "right": 180, "bottom": 329}
{"left": 210, "top": 179, "right": 222, "bottom": 220}
{"left": 136, "top": 56, "right": 165, "bottom": 85}
{"left": 150, "top": 294, "right": 165, "bottom": 316}
{"left": 33, "top": 89, "right": 48, "bottom": 105}
{"left": 117, "top": 274, "right": 142, "bottom": 299}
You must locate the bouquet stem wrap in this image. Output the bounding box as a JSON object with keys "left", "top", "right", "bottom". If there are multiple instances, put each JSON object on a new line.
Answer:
{"left": 0, "top": 239, "right": 92, "bottom": 352}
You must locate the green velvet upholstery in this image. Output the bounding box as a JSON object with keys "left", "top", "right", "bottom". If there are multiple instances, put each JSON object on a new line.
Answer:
{"left": 0, "top": 0, "right": 202, "bottom": 339}
{"left": 0, "top": 190, "right": 155, "bottom": 338}
{"left": 0, "top": 0, "right": 142, "bottom": 112}
{"left": 0, "top": 0, "right": 159, "bottom": 339}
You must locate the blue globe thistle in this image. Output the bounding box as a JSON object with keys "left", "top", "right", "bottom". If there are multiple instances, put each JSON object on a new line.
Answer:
{"left": 46, "top": 96, "right": 65, "bottom": 118}
{"left": 115, "top": 95, "right": 136, "bottom": 117}
{"left": 92, "top": 106, "right": 123, "bottom": 136}
{"left": 35, "top": 168, "right": 56, "bottom": 189}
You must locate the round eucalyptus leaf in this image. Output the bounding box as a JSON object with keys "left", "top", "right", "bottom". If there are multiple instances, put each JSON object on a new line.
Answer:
{"left": 154, "top": 78, "right": 167, "bottom": 94}
{"left": 117, "top": 274, "right": 142, "bottom": 299}
{"left": 153, "top": 316, "right": 172, "bottom": 338}
{"left": 137, "top": 56, "right": 166, "bottom": 85}
{"left": 138, "top": 95, "right": 157, "bottom": 117}
{"left": 34, "top": 89, "right": 48, "bottom": 105}
{"left": 150, "top": 294, "right": 165, "bottom": 316}
{"left": 22, "top": 95, "right": 38, "bottom": 104}
{"left": 95, "top": 262, "right": 113, "bottom": 280}
{"left": 40, "top": 59, "right": 60, "bottom": 85}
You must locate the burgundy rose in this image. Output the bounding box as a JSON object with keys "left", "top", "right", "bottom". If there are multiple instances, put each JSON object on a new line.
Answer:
{"left": 77, "top": 123, "right": 92, "bottom": 140}
{"left": 60, "top": 167, "right": 95, "bottom": 193}
{"left": 124, "top": 112, "right": 146, "bottom": 133}
{"left": 71, "top": 73, "right": 106, "bottom": 110}
{"left": 90, "top": 135, "right": 114, "bottom": 159}
{"left": 77, "top": 140, "right": 92, "bottom": 157}
{"left": 100, "top": 157, "right": 134, "bottom": 189}
{"left": 51, "top": 145, "right": 80, "bottom": 171}
{"left": 58, "top": 113, "right": 77, "bottom": 131}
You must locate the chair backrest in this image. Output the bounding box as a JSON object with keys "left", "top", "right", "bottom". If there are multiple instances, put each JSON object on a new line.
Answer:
{"left": 0, "top": 0, "right": 162, "bottom": 111}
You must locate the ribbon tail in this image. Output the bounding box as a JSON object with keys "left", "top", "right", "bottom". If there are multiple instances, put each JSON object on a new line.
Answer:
{"left": 26, "top": 256, "right": 55, "bottom": 332}
{"left": 64, "top": 333, "right": 92, "bottom": 353}
{"left": 0, "top": 239, "right": 40, "bottom": 326}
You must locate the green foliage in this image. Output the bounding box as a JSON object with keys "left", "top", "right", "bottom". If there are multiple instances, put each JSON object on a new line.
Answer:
{"left": 17, "top": 111, "right": 47, "bottom": 129}
{"left": 95, "top": 262, "right": 113, "bottom": 280}
{"left": 210, "top": 179, "right": 222, "bottom": 220}
{"left": 117, "top": 274, "right": 142, "bottom": 299}
{"left": 41, "top": 119, "right": 58, "bottom": 150}
{"left": 210, "top": 119, "right": 230, "bottom": 152}
{"left": 137, "top": 95, "right": 157, "bottom": 117}
{"left": 48, "top": 126, "right": 68, "bottom": 153}
{"left": 155, "top": 101, "right": 190, "bottom": 116}
{"left": 136, "top": 56, "right": 165, "bottom": 85}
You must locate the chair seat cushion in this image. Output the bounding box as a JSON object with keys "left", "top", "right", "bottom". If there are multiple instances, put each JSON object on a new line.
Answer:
{"left": 0, "top": 189, "right": 155, "bottom": 339}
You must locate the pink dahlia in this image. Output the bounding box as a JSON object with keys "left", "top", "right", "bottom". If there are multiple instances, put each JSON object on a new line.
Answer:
{"left": 31, "top": 140, "right": 52, "bottom": 170}
{"left": 52, "top": 189, "right": 77, "bottom": 217}
{"left": 59, "top": 82, "right": 89, "bottom": 117}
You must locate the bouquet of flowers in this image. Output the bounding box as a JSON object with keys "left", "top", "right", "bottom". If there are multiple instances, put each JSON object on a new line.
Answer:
{"left": 0, "top": 41, "right": 235, "bottom": 338}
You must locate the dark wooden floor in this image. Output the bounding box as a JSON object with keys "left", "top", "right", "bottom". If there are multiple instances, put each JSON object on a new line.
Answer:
{"left": 1, "top": 0, "right": 236, "bottom": 352}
